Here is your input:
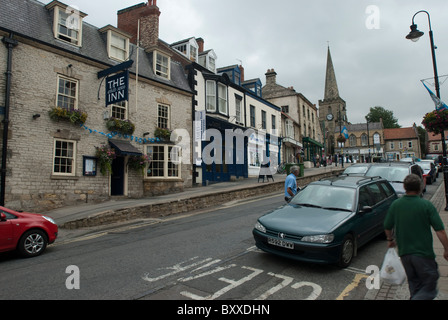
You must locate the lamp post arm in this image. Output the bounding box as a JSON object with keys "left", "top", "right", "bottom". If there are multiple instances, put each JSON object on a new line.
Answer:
{"left": 412, "top": 10, "right": 432, "bottom": 30}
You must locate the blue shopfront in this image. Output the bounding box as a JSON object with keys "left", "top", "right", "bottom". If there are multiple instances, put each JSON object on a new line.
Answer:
{"left": 201, "top": 116, "right": 248, "bottom": 185}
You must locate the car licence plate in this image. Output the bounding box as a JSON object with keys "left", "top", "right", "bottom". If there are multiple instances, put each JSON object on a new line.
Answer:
{"left": 268, "top": 237, "right": 294, "bottom": 249}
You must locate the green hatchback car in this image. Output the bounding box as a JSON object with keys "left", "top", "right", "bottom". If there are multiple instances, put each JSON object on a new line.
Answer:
{"left": 253, "top": 175, "right": 397, "bottom": 267}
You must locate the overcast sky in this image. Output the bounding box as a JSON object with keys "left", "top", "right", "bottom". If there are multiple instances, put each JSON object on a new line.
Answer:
{"left": 56, "top": 0, "right": 448, "bottom": 128}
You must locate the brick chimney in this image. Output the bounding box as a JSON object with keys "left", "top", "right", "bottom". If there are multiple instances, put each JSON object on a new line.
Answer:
{"left": 239, "top": 65, "right": 245, "bottom": 82}
{"left": 196, "top": 37, "right": 204, "bottom": 53}
{"left": 117, "top": 1, "right": 160, "bottom": 49}
{"left": 265, "top": 69, "right": 277, "bottom": 86}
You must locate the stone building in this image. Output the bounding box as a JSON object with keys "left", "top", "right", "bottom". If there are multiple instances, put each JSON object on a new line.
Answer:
{"left": 262, "top": 69, "right": 321, "bottom": 168}
{"left": 0, "top": 0, "right": 193, "bottom": 211}
{"left": 426, "top": 130, "right": 448, "bottom": 158}
{"left": 335, "top": 121, "right": 385, "bottom": 163}
{"left": 384, "top": 125, "right": 422, "bottom": 161}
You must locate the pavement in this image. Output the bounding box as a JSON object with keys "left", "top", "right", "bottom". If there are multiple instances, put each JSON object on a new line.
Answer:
{"left": 46, "top": 163, "right": 448, "bottom": 300}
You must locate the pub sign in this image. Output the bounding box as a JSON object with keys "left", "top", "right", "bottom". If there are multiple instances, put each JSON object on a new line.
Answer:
{"left": 106, "top": 70, "right": 129, "bottom": 106}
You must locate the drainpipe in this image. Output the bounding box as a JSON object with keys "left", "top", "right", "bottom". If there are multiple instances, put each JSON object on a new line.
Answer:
{"left": 1, "top": 34, "right": 18, "bottom": 206}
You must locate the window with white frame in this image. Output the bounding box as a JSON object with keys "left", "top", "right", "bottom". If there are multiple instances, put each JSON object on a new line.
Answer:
{"left": 110, "top": 32, "right": 129, "bottom": 62}
{"left": 146, "top": 145, "right": 181, "bottom": 179}
{"left": 53, "top": 139, "right": 76, "bottom": 176}
{"left": 390, "top": 142, "right": 394, "bottom": 149}
{"left": 408, "top": 141, "right": 413, "bottom": 148}
{"left": 190, "top": 45, "right": 197, "bottom": 62}
{"left": 218, "top": 83, "right": 228, "bottom": 114}
{"left": 111, "top": 101, "right": 127, "bottom": 120}
{"left": 154, "top": 51, "right": 170, "bottom": 79}
{"left": 158, "top": 104, "right": 170, "bottom": 129}
{"left": 209, "top": 56, "right": 216, "bottom": 73}
{"left": 272, "top": 115, "right": 276, "bottom": 131}
{"left": 206, "top": 80, "right": 216, "bottom": 112}
{"left": 285, "top": 119, "right": 294, "bottom": 139}
{"left": 57, "top": 75, "right": 78, "bottom": 110}
{"left": 235, "top": 95, "right": 242, "bottom": 123}
{"left": 55, "top": 7, "right": 82, "bottom": 46}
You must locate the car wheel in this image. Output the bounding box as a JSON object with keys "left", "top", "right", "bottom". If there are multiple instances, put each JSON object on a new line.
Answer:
{"left": 338, "top": 234, "right": 354, "bottom": 268}
{"left": 18, "top": 229, "right": 48, "bottom": 258}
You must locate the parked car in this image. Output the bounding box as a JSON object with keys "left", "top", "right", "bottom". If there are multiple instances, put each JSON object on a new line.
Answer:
{"left": 364, "top": 162, "right": 426, "bottom": 196}
{"left": 253, "top": 176, "right": 397, "bottom": 268}
{"left": 418, "top": 160, "right": 437, "bottom": 184}
{"left": 342, "top": 163, "right": 372, "bottom": 175}
{"left": 425, "top": 154, "right": 442, "bottom": 172}
{"left": 0, "top": 207, "right": 58, "bottom": 257}
{"left": 420, "top": 159, "right": 439, "bottom": 178}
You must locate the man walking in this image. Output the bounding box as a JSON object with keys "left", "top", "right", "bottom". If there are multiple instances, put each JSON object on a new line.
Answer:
{"left": 284, "top": 166, "right": 300, "bottom": 203}
{"left": 384, "top": 174, "right": 448, "bottom": 300}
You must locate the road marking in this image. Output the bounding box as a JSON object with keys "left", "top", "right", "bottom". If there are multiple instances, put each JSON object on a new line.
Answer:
{"left": 256, "top": 273, "right": 294, "bottom": 300}
{"left": 180, "top": 266, "right": 264, "bottom": 300}
{"left": 336, "top": 273, "right": 368, "bottom": 300}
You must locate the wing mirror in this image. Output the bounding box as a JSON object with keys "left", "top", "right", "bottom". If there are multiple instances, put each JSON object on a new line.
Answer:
{"left": 359, "top": 206, "right": 373, "bottom": 214}
{"left": 0, "top": 213, "right": 6, "bottom": 222}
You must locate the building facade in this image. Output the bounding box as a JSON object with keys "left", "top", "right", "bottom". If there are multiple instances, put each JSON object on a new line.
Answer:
{"left": 188, "top": 61, "right": 281, "bottom": 184}
{"left": 426, "top": 130, "right": 447, "bottom": 157}
{"left": 0, "top": 0, "right": 194, "bottom": 211}
{"left": 262, "top": 69, "right": 321, "bottom": 168}
{"left": 336, "top": 122, "right": 385, "bottom": 163}
{"left": 384, "top": 125, "right": 422, "bottom": 161}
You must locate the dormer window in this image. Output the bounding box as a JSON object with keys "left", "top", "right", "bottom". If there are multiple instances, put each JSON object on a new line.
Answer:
{"left": 242, "top": 79, "right": 263, "bottom": 98}
{"left": 46, "top": 1, "right": 87, "bottom": 47}
{"left": 99, "top": 25, "right": 131, "bottom": 62}
{"left": 171, "top": 38, "right": 199, "bottom": 62}
{"left": 199, "top": 50, "right": 217, "bottom": 73}
{"left": 217, "top": 65, "right": 241, "bottom": 85}
{"left": 154, "top": 51, "right": 170, "bottom": 80}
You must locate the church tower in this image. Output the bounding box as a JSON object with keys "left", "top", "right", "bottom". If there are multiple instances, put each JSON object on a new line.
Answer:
{"left": 318, "top": 46, "right": 347, "bottom": 155}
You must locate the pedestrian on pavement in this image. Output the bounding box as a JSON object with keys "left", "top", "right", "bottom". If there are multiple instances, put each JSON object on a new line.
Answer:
{"left": 284, "top": 166, "right": 300, "bottom": 203}
{"left": 384, "top": 173, "right": 448, "bottom": 300}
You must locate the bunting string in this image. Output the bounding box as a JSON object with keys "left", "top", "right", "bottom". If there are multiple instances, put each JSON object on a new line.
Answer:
{"left": 79, "top": 124, "right": 163, "bottom": 144}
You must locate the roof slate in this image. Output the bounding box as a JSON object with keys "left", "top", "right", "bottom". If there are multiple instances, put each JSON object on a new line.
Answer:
{"left": 0, "top": 0, "right": 192, "bottom": 93}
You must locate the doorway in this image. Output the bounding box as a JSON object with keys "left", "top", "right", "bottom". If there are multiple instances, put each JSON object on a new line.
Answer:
{"left": 111, "top": 156, "right": 125, "bottom": 196}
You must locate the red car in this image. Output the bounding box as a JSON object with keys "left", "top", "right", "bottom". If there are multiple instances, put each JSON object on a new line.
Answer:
{"left": 0, "top": 206, "right": 58, "bottom": 257}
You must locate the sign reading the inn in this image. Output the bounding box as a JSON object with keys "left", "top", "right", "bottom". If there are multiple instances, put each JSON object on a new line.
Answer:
{"left": 106, "top": 70, "right": 129, "bottom": 105}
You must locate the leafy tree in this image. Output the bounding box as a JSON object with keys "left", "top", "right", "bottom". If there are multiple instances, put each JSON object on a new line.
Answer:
{"left": 365, "top": 106, "right": 401, "bottom": 128}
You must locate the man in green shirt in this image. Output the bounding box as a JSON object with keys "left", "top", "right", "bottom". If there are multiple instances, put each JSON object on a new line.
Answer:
{"left": 384, "top": 174, "right": 448, "bottom": 300}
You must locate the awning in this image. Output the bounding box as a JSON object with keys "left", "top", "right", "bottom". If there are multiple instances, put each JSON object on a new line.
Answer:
{"left": 109, "top": 139, "right": 142, "bottom": 156}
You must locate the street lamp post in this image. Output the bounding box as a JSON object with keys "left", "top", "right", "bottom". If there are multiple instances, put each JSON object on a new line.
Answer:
{"left": 406, "top": 10, "right": 448, "bottom": 211}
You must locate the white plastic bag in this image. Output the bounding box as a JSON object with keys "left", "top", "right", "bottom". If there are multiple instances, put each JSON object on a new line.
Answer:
{"left": 380, "top": 248, "right": 407, "bottom": 285}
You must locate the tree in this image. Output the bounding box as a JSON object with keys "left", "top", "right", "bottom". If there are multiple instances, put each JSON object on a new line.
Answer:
{"left": 365, "top": 106, "right": 401, "bottom": 128}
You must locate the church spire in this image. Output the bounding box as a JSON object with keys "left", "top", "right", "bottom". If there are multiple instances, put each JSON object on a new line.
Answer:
{"left": 324, "top": 46, "right": 340, "bottom": 101}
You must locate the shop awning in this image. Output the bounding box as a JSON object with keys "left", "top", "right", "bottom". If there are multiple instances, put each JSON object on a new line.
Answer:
{"left": 302, "top": 137, "right": 324, "bottom": 148}
{"left": 109, "top": 139, "right": 142, "bottom": 156}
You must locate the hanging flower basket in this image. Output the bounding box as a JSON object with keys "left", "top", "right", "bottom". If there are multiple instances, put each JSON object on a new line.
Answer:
{"left": 127, "top": 154, "right": 151, "bottom": 175}
{"left": 154, "top": 127, "right": 172, "bottom": 141}
{"left": 106, "top": 117, "right": 136, "bottom": 135}
{"left": 49, "top": 107, "right": 88, "bottom": 125}
{"left": 95, "top": 145, "right": 116, "bottom": 176}
{"left": 337, "top": 135, "right": 346, "bottom": 143}
{"left": 422, "top": 109, "right": 448, "bottom": 135}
